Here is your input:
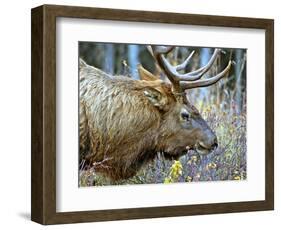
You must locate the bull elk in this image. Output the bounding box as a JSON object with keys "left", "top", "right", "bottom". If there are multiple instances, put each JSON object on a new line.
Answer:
{"left": 79, "top": 46, "right": 232, "bottom": 181}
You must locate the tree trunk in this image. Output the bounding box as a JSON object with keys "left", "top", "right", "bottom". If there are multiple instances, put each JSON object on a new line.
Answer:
{"left": 103, "top": 44, "right": 115, "bottom": 74}
{"left": 199, "top": 48, "right": 211, "bottom": 102}
{"left": 235, "top": 49, "right": 243, "bottom": 114}
{"left": 128, "top": 45, "right": 139, "bottom": 79}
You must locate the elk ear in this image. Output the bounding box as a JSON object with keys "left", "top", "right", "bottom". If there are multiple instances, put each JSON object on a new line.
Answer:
{"left": 138, "top": 64, "right": 159, "bottom": 81}
{"left": 143, "top": 87, "right": 167, "bottom": 110}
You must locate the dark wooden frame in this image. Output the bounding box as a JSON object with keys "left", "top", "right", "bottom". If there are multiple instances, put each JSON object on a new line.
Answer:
{"left": 31, "top": 4, "right": 274, "bottom": 225}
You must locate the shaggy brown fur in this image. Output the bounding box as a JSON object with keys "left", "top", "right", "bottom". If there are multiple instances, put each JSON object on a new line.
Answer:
{"left": 79, "top": 59, "right": 217, "bottom": 181}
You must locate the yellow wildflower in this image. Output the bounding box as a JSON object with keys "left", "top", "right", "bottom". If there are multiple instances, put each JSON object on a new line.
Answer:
{"left": 191, "top": 156, "right": 197, "bottom": 162}
{"left": 164, "top": 160, "right": 183, "bottom": 183}
{"left": 234, "top": 175, "right": 241, "bottom": 180}
{"left": 207, "top": 162, "right": 217, "bottom": 170}
{"left": 164, "top": 177, "right": 172, "bottom": 184}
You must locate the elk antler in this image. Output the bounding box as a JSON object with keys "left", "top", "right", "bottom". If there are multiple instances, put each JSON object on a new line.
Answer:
{"left": 150, "top": 45, "right": 232, "bottom": 94}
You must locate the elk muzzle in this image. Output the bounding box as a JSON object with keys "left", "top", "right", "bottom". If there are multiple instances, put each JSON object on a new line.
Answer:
{"left": 195, "top": 130, "right": 218, "bottom": 155}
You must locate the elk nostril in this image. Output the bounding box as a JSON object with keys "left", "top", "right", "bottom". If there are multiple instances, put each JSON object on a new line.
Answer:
{"left": 211, "top": 142, "right": 218, "bottom": 150}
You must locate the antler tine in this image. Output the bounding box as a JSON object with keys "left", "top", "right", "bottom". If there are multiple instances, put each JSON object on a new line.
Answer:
{"left": 153, "top": 46, "right": 221, "bottom": 82}
{"left": 180, "top": 60, "right": 233, "bottom": 90}
{"left": 150, "top": 45, "right": 232, "bottom": 95}
{"left": 164, "top": 48, "right": 221, "bottom": 81}
{"left": 152, "top": 45, "right": 179, "bottom": 87}
{"left": 152, "top": 45, "right": 174, "bottom": 55}
{"left": 176, "top": 50, "right": 195, "bottom": 71}
{"left": 179, "top": 49, "right": 221, "bottom": 80}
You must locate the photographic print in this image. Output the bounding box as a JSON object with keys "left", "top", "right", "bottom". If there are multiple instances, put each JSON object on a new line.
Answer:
{"left": 79, "top": 42, "right": 247, "bottom": 187}
{"left": 31, "top": 5, "right": 273, "bottom": 224}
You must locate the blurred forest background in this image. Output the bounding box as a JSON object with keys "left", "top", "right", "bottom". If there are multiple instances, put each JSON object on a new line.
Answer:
{"left": 79, "top": 42, "right": 247, "bottom": 186}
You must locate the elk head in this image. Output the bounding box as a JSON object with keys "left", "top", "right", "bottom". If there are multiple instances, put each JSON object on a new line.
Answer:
{"left": 140, "top": 46, "right": 232, "bottom": 156}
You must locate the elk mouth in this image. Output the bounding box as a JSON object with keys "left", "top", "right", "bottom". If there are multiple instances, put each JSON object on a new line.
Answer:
{"left": 194, "top": 142, "right": 212, "bottom": 155}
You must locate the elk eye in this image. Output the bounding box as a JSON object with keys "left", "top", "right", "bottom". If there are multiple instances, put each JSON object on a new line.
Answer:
{"left": 181, "top": 111, "right": 190, "bottom": 121}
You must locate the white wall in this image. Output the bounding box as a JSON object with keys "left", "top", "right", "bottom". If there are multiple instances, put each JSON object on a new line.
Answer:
{"left": 0, "top": 0, "right": 279, "bottom": 228}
